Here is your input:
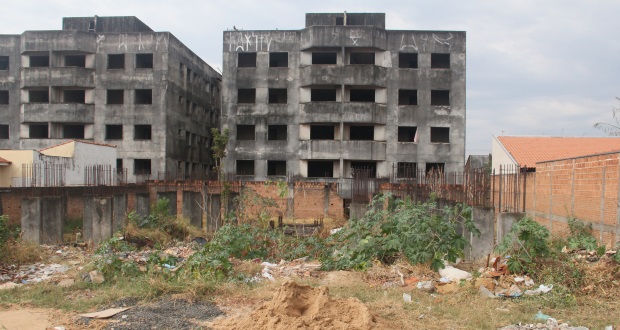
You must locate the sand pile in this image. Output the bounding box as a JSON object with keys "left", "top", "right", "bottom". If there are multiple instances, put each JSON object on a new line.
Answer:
{"left": 212, "top": 281, "right": 390, "bottom": 329}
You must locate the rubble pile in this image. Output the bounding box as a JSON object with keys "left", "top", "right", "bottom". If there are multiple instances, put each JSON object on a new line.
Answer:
{"left": 499, "top": 317, "right": 589, "bottom": 330}
{"left": 250, "top": 257, "right": 322, "bottom": 282}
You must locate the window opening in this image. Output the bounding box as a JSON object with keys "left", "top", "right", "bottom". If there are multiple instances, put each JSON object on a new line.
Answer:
{"left": 311, "top": 88, "right": 336, "bottom": 102}
{"left": 307, "top": 160, "right": 333, "bottom": 178}
{"left": 312, "top": 52, "right": 337, "bottom": 65}
{"left": 397, "top": 126, "right": 417, "bottom": 142}
{"left": 351, "top": 161, "right": 376, "bottom": 178}
{"left": 310, "top": 125, "right": 335, "bottom": 140}
{"left": 107, "top": 54, "right": 125, "bottom": 69}
{"left": 105, "top": 125, "right": 123, "bottom": 140}
{"left": 426, "top": 163, "right": 445, "bottom": 174}
{"left": 134, "top": 159, "right": 151, "bottom": 175}
{"left": 431, "top": 90, "right": 450, "bottom": 106}
{"left": 349, "top": 89, "right": 375, "bottom": 102}
{"left": 268, "top": 125, "right": 287, "bottom": 140}
{"left": 237, "top": 89, "right": 256, "bottom": 103}
{"left": 431, "top": 53, "right": 450, "bottom": 69}
{"left": 64, "top": 55, "right": 85, "bottom": 67}
{"left": 398, "top": 53, "right": 418, "bottom": 68}
{"left": 398, "top": 89, "right": 418, "bottom": 105}
{"left": 349, "top": 52, "right": 374, "bottom": 65}
{"left": 0, "top": 91, "right": 8, "bottom": 104}
{"left": 349, "top": 125, "right": 374, "bottom": 140}
{"left": 135, "top": 89, "right": 153, "bottom": 104}
{"left": 0, "top": 125, "right": 8, "bottom": 139}
{"left": 430, "top": 127, "right": 450, "bottom": 143}
{"left": 29, "top": 89, "right": 49, "bottom": 103}
{"left": 237, "top": 124, "right": 255, "bottom": 140}
{"left": 238, "top": 52, "right": 257, "bottom": 67}
{"left": 29, "top": 55, "right": 49, "bottom": 67}
{"left": 107, "top": 89, "right": 124, "bottom": 104}
{"left": 236, "top": 160, "right": 255, "bottom": 175}
{"left": 0, "top": 56, "right": 8, "bottom": 70}
{"left": 63, "top": 90, "right": 85, "bottom": 103}
{"left": 62, "top": 124, "right": 84, "bottom": 139}
{"left": 269, "top": 52, "right": 288, "bottom": 67}
{"left": 135, "top": 53, "right": 153, "bottom": 69}
{"left": 268, "top": 88, "right": 287, "bottom": 104}
{"left": 29, "top": 124, "right": 48, "bottom": 138}
{"left": 267, "top": 160, "right": 287, "bottom": 176}
{"left": 134, "top": 125, "right": 152, "bottom": 140}
{"left": 397, "top": 162, "right": 417, "bottom": 178}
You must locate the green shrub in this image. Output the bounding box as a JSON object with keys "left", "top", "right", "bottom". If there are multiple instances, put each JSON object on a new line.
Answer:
{"left": 496, "top": 217, "right": 550, "bottom": 273}
{"left": 566, "top": 217, "right": 599, "bottom": 251}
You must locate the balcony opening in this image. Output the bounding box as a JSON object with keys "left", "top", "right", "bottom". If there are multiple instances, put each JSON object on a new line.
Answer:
{"left": 107, "top": 89, "right": 124, "bottom": 104}
{"left": 0, "top": 56, "right": 8, "bottom": 70}
{"left": 307, "top": 160, "right": 333, "bottom": 178}
{"left": 134, "top": 125, "right": 152, "bottom": 140}
{"left": 349, "top": 52, "right": 374, "bottom": 65}
{"left": 268, "top": 125, "right": 287, "bottom": 140}
{"left": 237, "top": 88, "right": 256, "bottom": 103}
{"left": 311, "top": 88, "right": 337, "bottom": 102}
{"left": 29, "top": 55, "right": 49, "bottom": 67}
{"left": 431, "top": 90, "right": 450, "bottom": 106}
{"left": 29, "top": 89, "right": 49, "bottom": 103}
{"left": 351, "top": 161, "right": 376, "bottom": 178}
{"left": 399, "top": 53, "right": 418, "bottom": 69}
{"left": 105, "top": 125, "right": 123, "bottom": 140}
{"left": 64, "top": 55, "right": 85, "bottom": 67}
{"left": 269, "top": 52, "right": 288, "bottom": 67}
{"left": 238, "top": 52, "right": 257, "bottom": 67}
{"left": 135, "top": 89, "right": 153, "bottom": 104}
{"left": 136, "top": 53, "right": 153, "bottom": 69}
{"left": 62, "top": 124, "right": 84, "bottom": 139}
{"left": 0, "top": 125, "right": 8, "bottom": 139}
{"left": 398, "top": 89, "right": 418, "bottom": 105}
{"left": 426, "top": 162, "right": 445, "bottom": 174}
{"left": 236, "top": 160, "right": 255, "bottom": 175}
{"left": 312, "top": 52, "right": 337, "bottom": 65}
{"left": 0, "top": 91, "right": 8, "bottom": 104}
{"left": 350, "top": 89, "right": 375, "bottom": 102}
{"left": 63, "top": 90, "right": 85, "bottom": 103}
{"left": 237, "top": 124, "right": 255, "bottom": 140}
{"left": 397, "top": 126, "right": 417, "bottom": 142}
{"left": 310, "top": 125, "right": 334, "bottom": 140}
{"left": 430, "top": 127, "right": 450, "bottom": 143}
{"left": 431, "top": 53, "right": 450, "bottom": 69}
{"left": 349, "top": 125, "right": 374, "bottom": 140}
{"left": 29, "top": 124, "right": 48, "bottom": 138}
{"left": 107, "top": 54, "right": 125, "bottom": 69}
{"left": 134, "top": 159, "right": 151, "bottom": 175}
{"left": 267, "top": 160, "right": 287, "bottom": 176}
{"left": 268, "top": 88, "right": 287, "bottom": 104}
{"left": 397, "top": 162, "right": 417, "bottom": 178}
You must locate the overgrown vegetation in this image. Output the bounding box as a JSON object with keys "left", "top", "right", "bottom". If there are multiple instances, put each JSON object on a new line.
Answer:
{"left": 496, "top": 217, "right": 551, "bottom": 273}
{"left": 0, "top": 214, "right": 46, "bottom": 265}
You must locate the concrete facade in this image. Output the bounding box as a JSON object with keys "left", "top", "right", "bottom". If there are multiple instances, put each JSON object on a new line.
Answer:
{"left": 0, "top": 16, "right": 221, "bottom": 183}
{"left": 222, "top": 13, "right": 466, "bottom": 187}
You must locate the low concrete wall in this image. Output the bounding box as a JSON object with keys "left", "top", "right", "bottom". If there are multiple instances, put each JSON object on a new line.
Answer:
{"left": 465, "top": 206, "right": 495, "bottom": 260}
{"left": 136, "top": 193, "right": 150, "bottom": 217}
{"left": 21, "top": 197, "right": 65, "bottom": 244}
{"left": 113, "top": 194, "right": 127, "bottom": 232}
{"left": 349, "top": 202, "right": 367, "bottom": 220}
{"left": 182, "top": 191, "right": 202, "bottom": 228}
{"left": 157, "top": 192, "right": 177, "bottom": 215}
{"left": 207, "top": 194, "right": 221, "bottom": 232}
{"left": 84, "top": 197, "right": 114, "bottom": 245}
{"left": 497, "top": 212, "right": 525, "bottom": 241}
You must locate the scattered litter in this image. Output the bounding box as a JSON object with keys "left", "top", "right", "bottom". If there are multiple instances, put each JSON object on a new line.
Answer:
{"left": 438, "top": 265, "right": 472, "bottom": 282}
{"left": 53, "top": 326, "right": 66, "bottom": 330}
{"left": 261, "top": 262, "right": 278, "bottom": 268}
{"left": 403, "top": 292, "right": 412, "bottom": 303}
{"left": 524, "top": 284, "right": 553, "bottom": 296}
{"left": 479, "top": 285, "right": 496, "bottom": 298}
{"left": 329, "top": 227, "right": 343, "bottom": 235}
{"left": 439, "top": 277, "right": 451, "bottom": 283}
{"left": 534, "top": 311, "right": 551, "bottom": 321}
{"left": 0, "top": 282, "right": 20, "bottom": 290}
{"left": 80, "top": 307, "right": 130, "bottom": 319}
{"left": 88, "top": 270, "right": 105, "bottom": 284}
{"left": 416, "top": 281, "right": 435, "bottom": 293}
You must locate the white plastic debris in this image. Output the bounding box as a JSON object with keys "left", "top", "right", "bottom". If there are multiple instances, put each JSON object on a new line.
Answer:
{"left": 330, "top": 227, "right": 343, "bottom": 235}
{"left": 260, "top": 262, "right": 278, "bottom": 268}
{"left": 438, "top": 265, "right": 472, "bottom": 282}
{"left": 524, "top": 284, "right": 553, "bottom": 296}
{"left": 403, "top": 293, "right": 412, "bottom": 303}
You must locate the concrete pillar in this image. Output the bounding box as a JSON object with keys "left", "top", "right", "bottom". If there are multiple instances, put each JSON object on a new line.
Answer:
{"left": 465, "top": 206, "right": 495, "bottom": 260}
{"left": 136, "top": 193, "right": 150, "bottom": 217}
{"left": 84, "top": 197, "right": 114, "bottom": 245}
{"left": 21, "top": 198, "right": 42, "bottom": 243}
{"left": 20, "top": 197, "right": 65, "bottom": 244}
{"left": 207, "top": 194, "right": 221, "bottom": 232}
{"left": 497, "top": 212, "right": 525, "bottom": 241}
{"left": 113, "top": 194, "right": 128, "bottom": 232}
{"left": 182, "top": 191, "right": 202, "bottom": 228}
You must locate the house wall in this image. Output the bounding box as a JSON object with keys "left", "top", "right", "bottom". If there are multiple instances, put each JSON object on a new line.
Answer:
{"left": 491, "top": 136, "right": 517, "bottom": 173}
{"left": 0, "top": 150, "right": 36, "bottom": 187}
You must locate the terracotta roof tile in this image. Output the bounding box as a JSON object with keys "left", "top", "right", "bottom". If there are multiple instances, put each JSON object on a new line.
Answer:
{"left": 497, "top": 136, "right": 620, "bottom": 168}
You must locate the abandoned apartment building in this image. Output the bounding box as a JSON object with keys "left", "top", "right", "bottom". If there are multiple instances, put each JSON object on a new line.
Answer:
{"left": 222, "top": 12, "right": 466, "bottom": 191}
{"left": 0, "top": 16, "right": 221, "bottom": 183}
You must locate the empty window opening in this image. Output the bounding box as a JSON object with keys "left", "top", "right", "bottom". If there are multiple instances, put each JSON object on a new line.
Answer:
{"left": 311, "top": 88, "right": 336, "bottom": 102}
{"left": 237, "top": 89, "right": 256, "bottom": 103}
{"left": 88, "top": 20, "right": 96, "bottom": 31}
{"left": 431, "top": 53, "right": 450, "bottom": 69}
{"left": 268, "top": 88, "right": 287, "bottom": 104}
{"left": 0, "top": 56, "right": 8, "bottom": 70}
{"left": 349, "top": 126, "right": 374, "bottom": 140}
{"left": 236, "top": 160, "right": 255, "bottom": 175}
{"left": 29, "top": 124, "right": 48, "bottom": 138}
{"left": 267, "top": 160, "right": 287, "bottom": 176}
{"left": 105, "top": 125, "right": 123, "bottom": 140}
{"left": 238, "top": 52, "right": 257, "bottom": 67}
{"left": 335, "top": 16, "right": 344, "bottom": 25}
{"left": 310, "top": 125, "right": 335, "bottom": 140}
{"left": 426, "top": 162, "right": 445, "bottom": 174}
{"left": 64, "top": 55, "right": 85, "bottom": 67}
{"left": 135, "top": 89, "right": 153, "bottom": 104}
{"left": 349, "top": 52, "right": 374, "bottom": 65}
{"left": 134, "top": 159, "right": 151, "bottom": 175}
{"left": 63, "top": 90, "right": 85, "bottom": 103}
{"left": 107, "top": 54, "right": 125, "bottom": 69}
{"left": 107, "top": 89, "right": 124, "bottom": 104}
{"left": 134, "top": 125, "right": 152, "bottom": 140}
{"left": 268, "top": 125, "right": 287, "bottom": 140}
{"left": 397, "top": 162, "right": 417, "bottom": 178}
{"left": 430, "top": 127, "right": 450, "bottom": 143}
{"left": 135, "top": 53, "right": 153, "bottom": 69}
{"left": 351, "top": 161, "right": 376, "bottom": 178}
{"left": 29, "top": 89, "right": 49, "bottom": 103}
{"left": 29, "top": 55, "right": 49, "bottom": 67}
{"left": 398, "top": 89, "right": 418, "bottom": 105}
{"left": 0, "top": 125, "right": 8, "bottom": 139}
{"left": 63, "top": 124, "right": 84, "bottom": 139}
{"left": 116, "top": 159, "right": 123, "bottom": 172}
{"left": 307, "top": 161, "right": 333, "bottom": 178}
{"left": 269, "top": 52, "right": 288, "bottom": 67}
{"left": 349, "top": 89, "right": 375, "bottom": 102}
{"left": 399, "top": 53, "right": 418, "bottom": 68}
{"left": 0, "top": 91, "right": 8, "bottom": 104}
{"left": 431, "top": 90, "right": 450, "bottom": 106}
{"left": 237, "top": 124, "right": 255, "bottom": 140}
{"left": 398, "top": 126, "right": 417, "bottom": 142}
{"left": 312, "top": 52, "right": 337, "bottom": 65}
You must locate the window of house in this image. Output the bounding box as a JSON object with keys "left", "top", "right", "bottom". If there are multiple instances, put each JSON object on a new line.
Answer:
{"left": 134, "top": 159, "right": 151, "bottom": 174}
{"left": 107, "top": 89, "right": 124, "bottom": 104}
{"left": 236, "top": 160, "right": 255, "bottom": 175}
{"left": 135, "top": 53, "right": 153, "bottom": 69}
{"left": 312, "top": 52, "right": 337, "bottom": 65}
{"left": 29, "top": 124, "right": 48, "bottom": 138}
{"left": 431, "top": 53, "right": 450, "bottom": 69}
{"left": 349, "top": 125, "right": 374, "bottom": 140}
{"left": 0, "top": 125, "right": 8, "bottom": 139}
{"left": 310, "top": 125, "right": 334, "bottom": 140}
{"left": 397, "top": 162, "right": 417, "bottom": 178}
{"left": 107, "top": 54, "right": 125, "bottom": 69}
{"left": 268, "top": 125, "right": 287, "bottom": 140}
{"left": 349, "top": 52, "right": 374, "bottom": 65}
{"left": 0, "top": 56, "right": 8, "bottom": 70}
{"left": 268, "top": 88, "right": 287, "bottom": 104}
{"left": 62, "top": 124, "right": 84, "bottom": 139}
{"left": 349, "top": 89, "right": 375, "bottom": 102}
{"left": 267, "top": 160, "right": 287, "bottom": 176}
{"left": 29, "top": 55, "right": 49, "bottom": 67}
{"left": 29, "top": 89, "right": 49, "bottom": 103}
{"left": 237, "top": 88, "right": 256, "bottom": 103}
{"left": 238, "top": 52, "right": 257, "bottom": 67}
{"left": 134, "top": 125, "right": 152, "bottom": 140}
{"left": 426, "top": 162, "right": 445, "bottom": 173}
{"left": 135, "top": 89, "right": 153, "bottom": 104}
{"left": 0, "top": 90, "right": 8, "bottom": 104}
{"left": 269, "top": 52, "right": 288, "bottom": 67}
{"left": 63, "top": 90, "right": 85, "bottom": 103}
{"left": 397, "top": 126, "right": 417, "bottom": 142}
{"left": 351, "top": 161, "right": 377, "bottom": 178}
{"left": 431, "top": 90, "right": 450, "bottom": 106}
{"left": 311, "top": 88, "right": 336, "bottom": 102}
{"left": 237, "top": 124, "right": 255, "bottom": 140}
{"left": 430, "top": 127, "right": 450, "bottom": 143}
{"left": 105, "top": 125, "right": 123, "bottom": 140}
{"left": 64, "top": 55, "right": 85, "bottom": 67}
{"left": 398, "top": 89, "right": 417, "bottom": 105}
{"left": 399, "top": 53, "right": 418, "bottom": 68}
{"left": 307, "top": 161, "right": 333, "bottom": 178}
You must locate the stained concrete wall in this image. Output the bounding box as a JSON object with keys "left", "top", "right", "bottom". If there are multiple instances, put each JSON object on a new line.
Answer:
{"left": 113, "top": 194, "right": 127, "bottom": 232}
{"left": 497, "top": 212, "right": 525, "bottom": 241}
{"left": 83, "top": 197, "right": 114, "bottom": 245}
{"left": 182, "top": 191, "right": 202, "bottom": 228}
{"left": 157, "top": 192, "right": 177, "bottom": 215}
{"left": 464, "top": 207, "right": 495, "bottom": 260}
{"left": 21, "top": 197, "right": 65, "bottom": 244}
{"left": 136, "top": 193, "right": 150, "bottom": 217}
{"left": 207, "top": 194, "right": 221, "bottom": 232}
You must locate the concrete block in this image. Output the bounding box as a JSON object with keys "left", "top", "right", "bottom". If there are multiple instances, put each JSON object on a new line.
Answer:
{"left": 497, "top": 212, "right": 525, "bottom": 241}
{"left": 113, "top": 194, "right": 127, "bottom": 232}
{"left": 207, "top": 194, "right": 221, "bottom": 232}
{"left": 182, "top": 191, "right": 202, "bottom": 228}
{"left": 136, "top": 193, "right": 150, "bottom": 217}
{"left": 466, "top": 206, "right": 495, "bottom": 260}
{"left": 20, "top": 197, "right": 41, "bottom": 243}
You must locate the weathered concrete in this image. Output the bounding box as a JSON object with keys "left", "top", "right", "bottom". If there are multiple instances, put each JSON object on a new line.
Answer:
{"left": 21, "top": 198, "right": 42, "bottom": 243}
{"left": 464, "top": 206, "right": 495, "bottom": 260}
{"left": 207, "top": 194, "right": 221, "bottom": 232}
{"left": 113, "top": 194, "right": 127, "bottom": 232}
{"left": 182, "top": 191, "right": 202, "bottom": 228}
{"left": 84, "top": 197, "right": 114, "bottom": 245}
{"left": 135, "top": 193, "right": 150, "bottom": 217}
{"left": 157, "top": 192, "right": 177, "bottom": 215}
{"left": 497, "top": 212, "right": 525, "bottom": 241}
{"left": 21, "top": 197, "right": 65, "bottom": 244}
{"left": 349, "top": 202, "right": 367, "bottom": 220}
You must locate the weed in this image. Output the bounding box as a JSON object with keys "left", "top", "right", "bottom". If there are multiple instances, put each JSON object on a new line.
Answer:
{"left": 566, "top": 217, "right": 599, "bottom": 251}
{"left": 496, "top": 217, "right": 550, "bottom": 274}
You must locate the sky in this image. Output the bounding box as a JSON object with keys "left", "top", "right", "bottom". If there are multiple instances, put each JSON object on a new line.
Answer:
{"left": 2, "top": 0, "right": 619, "bottom": 156}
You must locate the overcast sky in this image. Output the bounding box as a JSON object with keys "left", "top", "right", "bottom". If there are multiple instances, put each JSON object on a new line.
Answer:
{"left": 2, "top": 0, "right": 619, "bottom": 156}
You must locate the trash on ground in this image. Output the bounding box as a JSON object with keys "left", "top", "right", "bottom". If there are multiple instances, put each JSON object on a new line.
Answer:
{"left": 80, "top": 307, "right": 130, "bottom": 319}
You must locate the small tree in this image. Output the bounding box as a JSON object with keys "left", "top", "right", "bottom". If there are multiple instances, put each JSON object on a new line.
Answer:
{"left": 210, "top": 128, "right": 230, "bottom": 178}
{"left": 593, "top": 97, "right": 620, "bottom": 136}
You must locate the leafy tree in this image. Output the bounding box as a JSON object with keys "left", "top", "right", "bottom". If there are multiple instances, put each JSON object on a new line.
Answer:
{"left": 210, "top": 128, "right": 230, "bottom": 177}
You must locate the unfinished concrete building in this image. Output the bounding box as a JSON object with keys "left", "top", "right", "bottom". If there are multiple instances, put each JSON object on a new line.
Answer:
{"left": 0, "top": 16, "right": 221, "bottom": 183}
{"left": 222, "top": 13, "right": 465, "bottom": 186}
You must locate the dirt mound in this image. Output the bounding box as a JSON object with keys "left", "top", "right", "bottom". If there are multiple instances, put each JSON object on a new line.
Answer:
{"left": 212, "top": 281, "right": 391, "bottom": 329}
